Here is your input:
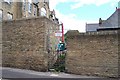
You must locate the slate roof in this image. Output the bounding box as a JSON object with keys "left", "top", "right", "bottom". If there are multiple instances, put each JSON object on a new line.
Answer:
{"left": 86, "top": 23, "right": 99, "bottom": 32}
{"left": 86, "top": 8, "right": 120, "bottom": 32}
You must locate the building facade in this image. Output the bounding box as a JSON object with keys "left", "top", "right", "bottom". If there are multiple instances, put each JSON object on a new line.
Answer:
{"left": 0, "top": 0, "right": 59, "bottom": 22}
{"left": 86, "top": 6, "right": 120, "bottom": 32}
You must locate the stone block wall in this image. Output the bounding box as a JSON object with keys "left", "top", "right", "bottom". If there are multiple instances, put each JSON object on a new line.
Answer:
{"left": 0, "top": 22, "right": 2, "bottom": 66}
{"left": 2, "top": 16, "right": 59, "bottom": 71}
{"left": 66, "top": 30, "right": 119, "bottom": 77}
{"left": 43, "top": 17, "right": 59, "bottom": 68}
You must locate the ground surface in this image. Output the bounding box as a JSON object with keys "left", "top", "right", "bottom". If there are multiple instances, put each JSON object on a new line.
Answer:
{"left": 0, "top": 67, "right": 100, "bottom": 79}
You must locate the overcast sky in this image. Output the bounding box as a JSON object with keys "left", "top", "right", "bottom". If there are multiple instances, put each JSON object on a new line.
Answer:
{"left": 49, "top": 0, "right": 119, "bottom": 33}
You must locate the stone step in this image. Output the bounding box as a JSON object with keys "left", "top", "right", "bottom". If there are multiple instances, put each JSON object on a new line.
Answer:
{"left": 49, "top": 68, "right": 56, "bottom": 72}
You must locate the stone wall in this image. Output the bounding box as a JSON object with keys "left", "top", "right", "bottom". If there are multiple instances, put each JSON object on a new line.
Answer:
{"left": 66, "top": 30, "right": 119, "bottom": 77}
{"left": 2, "top": 16, "right": 59, "bottom": 71}
{"left": 43, "top": 17, "right": 59, "bottom": 68}
{"left": 0, "top": 22, "right": 2, "bottom": 66}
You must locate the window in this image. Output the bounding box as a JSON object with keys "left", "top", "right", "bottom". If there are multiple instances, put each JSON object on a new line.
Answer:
{"left": 7, "top": 12, "right": 13, "bottom": 20}
{"left": 28, "top": 3, "right": 32, "bottom": 13}
{"left": 0, "top": 10, "right": 3, "bottom": 21}
{"left": 41, "top": 7, "right": 46, "bottom": 16}
{"left": 28, "top": 0, "right": 32, "bottom": 13}
{"left": 34, "top": 7, "right": 37, "bottom": 16}
{"left": 33, "top": 0, "right": 38, "bottom": 3}
{"left": 23, "top": 0, "right": 26, "bottom": 11}
{"left": 4, "top": 0, "right": 11, "bottom": 4}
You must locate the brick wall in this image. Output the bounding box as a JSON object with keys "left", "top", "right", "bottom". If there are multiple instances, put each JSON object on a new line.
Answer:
{"left": 66, "top": 30, "right": 119, "bottom": 77}
{"left": 2, "top": 17, "right": 59, "bottom": 71}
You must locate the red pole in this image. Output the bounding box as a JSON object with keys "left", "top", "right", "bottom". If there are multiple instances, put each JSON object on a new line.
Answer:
{"left": 62, "top": 23, "right": 64, "bottom": 42}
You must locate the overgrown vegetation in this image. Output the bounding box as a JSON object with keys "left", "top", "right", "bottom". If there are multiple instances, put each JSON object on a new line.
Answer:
{"left": 52, "top": 54, "right": 66, "bottom": 72}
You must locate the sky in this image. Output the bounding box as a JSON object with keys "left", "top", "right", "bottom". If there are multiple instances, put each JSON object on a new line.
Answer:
{"left": 49, "top": 0, "right": 119, "bottom": 33}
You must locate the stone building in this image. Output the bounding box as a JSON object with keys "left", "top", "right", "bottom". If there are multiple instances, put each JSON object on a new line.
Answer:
{"left": 0, "top": 0, "right": 59, "bottom": 23}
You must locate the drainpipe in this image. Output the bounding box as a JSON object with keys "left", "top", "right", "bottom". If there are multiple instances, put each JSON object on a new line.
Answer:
{"left": 62, "top": 23, "right": 64, "bottom": 42}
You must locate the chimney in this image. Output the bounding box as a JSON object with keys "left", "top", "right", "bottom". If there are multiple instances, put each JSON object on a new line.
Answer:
{"left": 99, "top": 18, "right": 102, "bottom": 25}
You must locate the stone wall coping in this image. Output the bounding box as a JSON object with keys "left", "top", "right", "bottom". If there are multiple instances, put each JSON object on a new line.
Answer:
{"left": 66, "top": 30, "right": 118, "bottom": 37}
{"left": 2, "top": 16, "right": 59, "bottom": 26}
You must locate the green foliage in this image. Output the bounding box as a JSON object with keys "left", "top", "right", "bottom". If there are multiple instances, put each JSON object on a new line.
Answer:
{"left": 55, "top": 64, "right": 65, "bottom": 72}
{"left": 58, "top": 54, "right": 65, "bottom": 59}
{"left": 53, "top": 54, "right": 66, "bottom": 72}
